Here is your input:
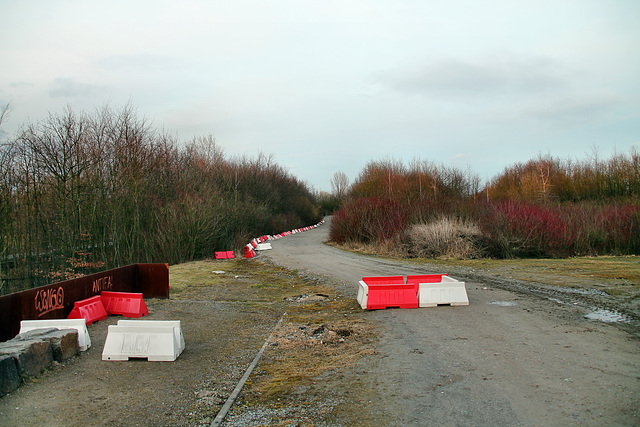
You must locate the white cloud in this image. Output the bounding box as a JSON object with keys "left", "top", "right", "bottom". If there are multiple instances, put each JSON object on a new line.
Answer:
{"left": 48, "top": 78, "right": 107, "bottom": 98}
{"left": 377, "top": 55, "right": 570, "bottom": 101}
{"left": 522, "top": 91, "right": 626, "bottom": 126}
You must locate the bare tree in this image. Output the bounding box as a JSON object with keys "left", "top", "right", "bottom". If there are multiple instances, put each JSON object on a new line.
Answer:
{"left": 331, "top": 171, "right": 349, "bottom": 201}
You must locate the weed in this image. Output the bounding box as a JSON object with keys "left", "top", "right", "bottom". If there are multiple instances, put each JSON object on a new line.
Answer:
{"left": 405, "top": 217, "right": 483, "bottom": 259}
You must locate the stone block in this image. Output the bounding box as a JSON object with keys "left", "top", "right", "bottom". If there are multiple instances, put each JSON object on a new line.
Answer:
{"left": 16, "top": 328, "right": 79, "bottom": 362}
{"left": 0, "top": 339, "right": 53, "bottom": 378}
{"left": 47, "top": 329, "right": 80, "bottom": 361}
{"left": 0, "top": 353, "right": 20, "bottom": 396}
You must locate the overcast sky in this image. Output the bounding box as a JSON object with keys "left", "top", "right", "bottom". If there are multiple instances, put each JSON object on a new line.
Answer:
{"left": 2, "top": 0, "right": 639, "bottom": 191}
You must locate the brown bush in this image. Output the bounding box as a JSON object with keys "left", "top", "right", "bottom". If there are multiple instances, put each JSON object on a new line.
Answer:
{"left": 404, "top": 217, "right": 483, "bottom": 259}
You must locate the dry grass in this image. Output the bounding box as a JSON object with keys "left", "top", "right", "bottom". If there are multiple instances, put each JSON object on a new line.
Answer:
{"left": 169, "top": 258, "right": 332, "bottom": 302}
{"left": 169, "top": 258, "right": 378, "bottom": 409}
{"left": 404, "top": 217, "right": 483, "bottom": 259}
{"left": 414, "top": 255, "right": 640, "bottom": 283}
{"left": 248, "top": 299, "right": 377, "bottom": 401}
{"left": 326, "top": 240, "right": 391, "bottom": 256}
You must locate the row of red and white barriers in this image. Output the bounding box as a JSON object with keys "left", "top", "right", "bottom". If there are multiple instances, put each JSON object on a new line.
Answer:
{"left": 212, "top": 219, "right": 326, "bottom": 260}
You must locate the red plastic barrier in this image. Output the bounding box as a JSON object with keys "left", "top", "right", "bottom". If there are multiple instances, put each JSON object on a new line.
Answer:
{"left": 362, "top": 276, "right": 405, "bottom": 285}
{"left": 407, "top": 274, "right": 447, "bottom": 284}
{"left": 214, "top": 251, "right": 235, "bottom": 259}
{"left": 101, "top": 291, "right": 149, "bottom": 318}
{"left": 362, "top": 276, "right": 418, "bottom": 310}
{"left": 244, "top": 244, "right": 256, "bottom": 258}
{"left": 67, "top": 295, "right": 108, "bottom": 325}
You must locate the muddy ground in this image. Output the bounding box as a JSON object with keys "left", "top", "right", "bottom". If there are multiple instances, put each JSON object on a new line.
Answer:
{"left": 1, "top": 221, "right": 639, "bottom": 426}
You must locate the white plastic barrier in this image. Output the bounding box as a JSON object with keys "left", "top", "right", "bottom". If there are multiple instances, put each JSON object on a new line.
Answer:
{"left": 19, "top": 319, "right": 91, "bottom": 351}
{"left": 356, "top": 281, "right": 369, "bottom": 310}
{"left": 116, "top": 320, "right": 185, "bottom": 353}
{"left": 418, "top": 276, "right": 469, "bottom": 307}
{"left": 102, "top": 320, "right": 184, "bottom": 362}
{"left": 255, "top": 242, "right": 272, "bottom": 251}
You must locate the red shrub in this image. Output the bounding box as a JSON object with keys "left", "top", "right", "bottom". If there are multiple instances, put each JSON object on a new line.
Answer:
{"left": 590, "top": 204, "right": 640, "bottom": 254}
{"left": 478, "top": 201, "right": 640, "bottom": 258}
{"left": 479, "top": 201, "right": 574, "bottom": 258}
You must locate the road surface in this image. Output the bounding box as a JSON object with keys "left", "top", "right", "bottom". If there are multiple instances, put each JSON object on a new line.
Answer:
{"left": 263, "top": 218, "right": 640, "bottom": 425}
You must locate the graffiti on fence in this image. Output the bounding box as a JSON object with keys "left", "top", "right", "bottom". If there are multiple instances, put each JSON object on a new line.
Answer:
{"left": 35, "top": 286, "right": 64, "bottom": 317}
{"left": 92, "top": 275, "right": 113, "bottom": 293}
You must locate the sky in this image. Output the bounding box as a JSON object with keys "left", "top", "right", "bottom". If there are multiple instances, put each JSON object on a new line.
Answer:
{"left": 1, "top": 0, "right": 639, "bottom": 192}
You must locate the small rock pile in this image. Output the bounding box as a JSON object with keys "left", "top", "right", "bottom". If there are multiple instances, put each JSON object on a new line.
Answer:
{"left": 269, "top": 322, "right": 353, "bottom": 348}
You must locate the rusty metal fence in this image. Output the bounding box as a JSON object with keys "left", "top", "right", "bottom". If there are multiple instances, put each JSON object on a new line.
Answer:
{"left": 0, "top": 263, "right": 169, "bottom": 342}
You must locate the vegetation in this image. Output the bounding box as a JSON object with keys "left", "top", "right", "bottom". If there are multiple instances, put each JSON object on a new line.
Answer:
{"left": 330, "top": 153, "right": 640, "bottom": 259}
{"left": 0, "top": 104, "right": 321, "bottom": 294}
{"left": 1, "top": 99, "right": 637, "bottom": 291}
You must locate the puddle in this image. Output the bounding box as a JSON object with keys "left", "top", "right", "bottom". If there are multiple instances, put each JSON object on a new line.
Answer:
{"left": 489, "top": 301, "right": 518, "bottom": 307}
{"left": 584, "top": 309, "right": 628, "bottom": 323}
{"left": 482, "top": 278, "right": 639, "bottom": 327}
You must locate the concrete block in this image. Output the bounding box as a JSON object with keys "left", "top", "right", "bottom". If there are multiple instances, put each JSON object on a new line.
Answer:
{"left": 21, "top": 329, "right": 79, "bottom": 362}
{"left": 46, "top": 329, "right": 79, "bottom": 361}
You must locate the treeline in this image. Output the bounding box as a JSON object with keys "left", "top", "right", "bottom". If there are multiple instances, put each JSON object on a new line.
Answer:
{"left": 330, "top": 153, "right": 640, "bottom": 259}
{"left": 487, "top": 152, "right": 640, "bottom": 202}
{"left": 0, "top": 104, "right": 320, "bottom": 294}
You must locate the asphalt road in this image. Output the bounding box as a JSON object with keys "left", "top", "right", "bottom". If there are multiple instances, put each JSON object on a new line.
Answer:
{"left": 263, "top": 218, "right": 640, "bottom": 426}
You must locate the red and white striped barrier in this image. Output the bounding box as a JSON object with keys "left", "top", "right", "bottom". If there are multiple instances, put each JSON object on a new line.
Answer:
{"left": 243, "top": 244, "right": 256, "bottom": 258}
{"left": 357, "top": 274, "right": 468, "bottom": 310}
{"left": 242, "top": 220, "right": 324, "bottom": 259}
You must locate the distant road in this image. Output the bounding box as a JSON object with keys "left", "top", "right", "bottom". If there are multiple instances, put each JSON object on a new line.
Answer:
{"left": 264, "top": 217, "right": 640, "bottom": 425}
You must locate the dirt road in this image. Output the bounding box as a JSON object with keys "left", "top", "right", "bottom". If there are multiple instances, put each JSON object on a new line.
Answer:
{"left": 261, "top": 218, "right": 640, "bottom": 425}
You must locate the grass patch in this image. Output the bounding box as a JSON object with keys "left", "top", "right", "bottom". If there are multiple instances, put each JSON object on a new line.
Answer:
{"left": 243, "top": 297, "right": 377, "bottom": 402}
{"left": 168, "top": 257, "right": 378, "bottom": 408}
{"left": 408, "top": 256, "right": 640, "bottom": 284}
{"left": 250, "top": 283, "right": 276, "bottom": 289}
{"left": 169, "top": 259, "right": 329, "bottom": 302}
